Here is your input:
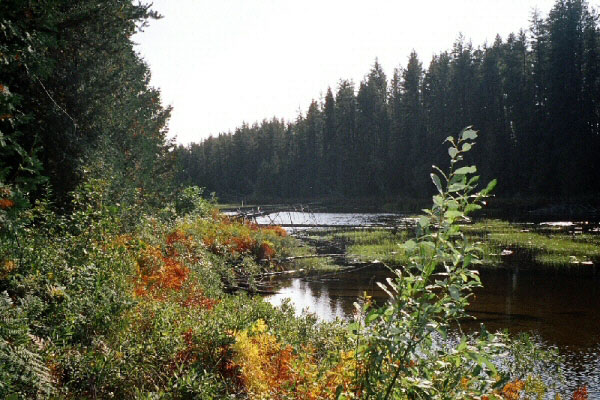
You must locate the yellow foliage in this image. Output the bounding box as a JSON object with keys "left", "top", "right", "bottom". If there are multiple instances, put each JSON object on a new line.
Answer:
{"left": 232, "top": 320, "right": 356, "bottom": 399}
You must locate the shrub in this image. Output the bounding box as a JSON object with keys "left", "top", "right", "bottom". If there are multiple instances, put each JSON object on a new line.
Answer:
{"left": 347, "top": 128, "right": 556, "bottom": 399}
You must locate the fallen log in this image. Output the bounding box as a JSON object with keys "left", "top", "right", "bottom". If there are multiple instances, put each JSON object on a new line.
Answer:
{"left": 272, "top": 253, "right": 345, "bottom": 262}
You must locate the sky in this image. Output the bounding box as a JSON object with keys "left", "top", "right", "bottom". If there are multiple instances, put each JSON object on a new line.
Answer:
{"left": 134, "top": 0, "right": 573, "bottom": 145}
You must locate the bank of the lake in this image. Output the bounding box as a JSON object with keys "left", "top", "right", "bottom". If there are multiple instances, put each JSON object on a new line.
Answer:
{"left": 257, "top": 212, "right": 600, "bottom": 397}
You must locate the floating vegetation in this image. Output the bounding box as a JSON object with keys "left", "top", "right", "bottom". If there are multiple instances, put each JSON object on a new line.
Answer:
{"left": 464, "top": 219, "right": 600, "bottom": 267}
{"left": 321, "top": 229, "right": 410, "bottom": 266}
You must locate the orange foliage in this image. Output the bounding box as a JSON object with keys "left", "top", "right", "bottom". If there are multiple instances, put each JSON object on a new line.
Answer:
{"left": 133, "top": 233, "right": 187, "bottom": 294}
{"left": 572, "top": 386, "right": 588, "bottom": 400}
{"left": 0, "top": 198, "right": 15, "bottom": 209}
{"left": 231, "top": 236, "right": 257, "bottom": 254}
{"left": 258, "top": 242, "right": 276, "bottom": 260}
{"left": 264, "top": 225, "right": 287, "bottom": 237}
{"left": 134, "top": 244, "right": 190, "bottom": 296}
{"left": 501, "top": 380, "right": 525, "bottom": 400}
{"left": 131, "top": 229, "right": 219, "bottom": 312}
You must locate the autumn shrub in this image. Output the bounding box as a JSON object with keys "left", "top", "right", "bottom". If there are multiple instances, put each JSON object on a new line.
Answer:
{"left": 1, "top": 168, "right": 349, "bottom": 399}
{"left": 232, "top": 319, "right": 355, "bottom": 399}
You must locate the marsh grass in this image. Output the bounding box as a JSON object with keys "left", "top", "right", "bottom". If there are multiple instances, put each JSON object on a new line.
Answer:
{"left": 313, "top": 219, "right": 599, "bottom": 269}
{"left": 464, "top": 219, "right": 600, "bottom": 267}
{"left": 325, "top": 229, "right": 411, "bottom": 265}
{"left": 292, "top": 256, "right": 340, "bottom": 272}
{"left": 276, "top": 235, "right": 342, "bottom": 272}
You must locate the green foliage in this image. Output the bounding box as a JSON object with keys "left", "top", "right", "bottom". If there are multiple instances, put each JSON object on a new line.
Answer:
{"left": 175, "top": 186, "right": 216, "bottom": 217}
{"left": 0, "top": 292, "right": 54, "bottom": 399}
{"left": 1, "top": 0, "right": 172, "bottom": 205}
{"left": 345, "top": 128, "right": 540, "bottom": 399}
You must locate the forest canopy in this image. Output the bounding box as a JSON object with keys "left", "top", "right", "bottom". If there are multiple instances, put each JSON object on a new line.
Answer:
{"left": 175, "top": 0, "right": 600, "bottom": 203}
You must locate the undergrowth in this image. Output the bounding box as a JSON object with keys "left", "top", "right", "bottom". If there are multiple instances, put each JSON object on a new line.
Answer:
{"left": 0, "top": 182, "right": 347, "bottom": 398}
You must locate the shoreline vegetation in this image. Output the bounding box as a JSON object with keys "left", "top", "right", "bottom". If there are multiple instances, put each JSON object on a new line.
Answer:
{"left": 217, "top": 196, "right": 600, "bottom": 223}
{"left": 300, "top": 218, "right": 600, "bottom": 271}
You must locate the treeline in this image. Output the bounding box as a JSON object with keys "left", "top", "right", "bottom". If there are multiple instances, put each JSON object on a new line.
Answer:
{"left": 1, "top": 0, "right": 172, "bottom": 208}
{"left": 176, "top": 0, "right": 600, "bottom": 202}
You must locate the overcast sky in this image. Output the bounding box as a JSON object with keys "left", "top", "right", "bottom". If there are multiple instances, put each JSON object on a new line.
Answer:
{"left": 134, "top": 0, "right": 575, "bottom": 144}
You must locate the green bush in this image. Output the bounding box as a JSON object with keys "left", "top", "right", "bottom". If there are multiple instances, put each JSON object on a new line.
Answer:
{"left": 347, "top": 128, "right": 559, "bottom": 399}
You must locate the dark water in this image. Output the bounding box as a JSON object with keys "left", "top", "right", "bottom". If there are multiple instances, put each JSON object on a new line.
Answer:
{"left": 260, "top": 212, "right": 600, "bottom": 396}
{"left": 267, "top": 266, "right": 600, "bottom": 396}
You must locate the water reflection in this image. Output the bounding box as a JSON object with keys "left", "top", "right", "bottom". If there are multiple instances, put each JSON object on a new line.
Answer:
{"left": 255, "top": 211, "right": 416, "bottom": 228}
{"left": 266, "top": 266, "right": 600, "bottom": 396}
{"left": 268, "top": 279, "right": 347, "bottom": 321}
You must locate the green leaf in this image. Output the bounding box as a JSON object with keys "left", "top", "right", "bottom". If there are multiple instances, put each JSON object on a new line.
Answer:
{"left": 431, "top": 173, "right": 443, "bottom": 194}
{"left": 448, "top": 147, "right": 458, "bottom": 159}
{"left": 465, "top": 203, "right": 482, "bottom": 214}
{"left": 419, "top": 216, "right": 430, "bottom": 228}
{"left": 462, "top": 142, "right": 472, "bottom": 152}
{"left": 449, "top": 286, "right": 460, "bottom": 300}
{"left": 477, "top": 355, "right": 498, "bottom": 375}
{"left": 461, "top": 128, "right": 478, "bottom": 140}
{"left": 464, "top": 254, "right": 473, "bottom": 269}
{"left": 454, "top": 166, "right": 476, "bottom": 175}
{"left": 482, "top": 179, "right": 497, "bottom": 194}
{"left": 447, "top": 199, "right": 459, "bottom": 210}
{"left": 467, "top": 175, "right": 480, "bottom": 185}
{"left": 444, "top": 210, "right": 463, "bottom": 219}
{"left": 366, "top": 311, "right": 379, "bottom": 323}
{"left": 404, "top": 240, "right": 417, "bottom": 251}
{"left": 448, "top": 183, "right": 466, "bottom": 192}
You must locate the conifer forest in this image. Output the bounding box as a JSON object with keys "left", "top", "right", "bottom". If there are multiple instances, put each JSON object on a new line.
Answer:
{"left": 176, "top": 2, "right": 600, "bottom": 202}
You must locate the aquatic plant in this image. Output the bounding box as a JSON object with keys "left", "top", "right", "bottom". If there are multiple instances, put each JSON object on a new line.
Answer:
{"left": 464, "top": 219, "right": 600, "bottom": 267}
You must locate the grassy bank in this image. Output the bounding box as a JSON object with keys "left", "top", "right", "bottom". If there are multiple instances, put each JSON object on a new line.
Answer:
{"left": 315, "top": 219, "right": 600, "bottom": 269}
{"left": 463, "top": 219, "right": 600, "bottom": 267}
